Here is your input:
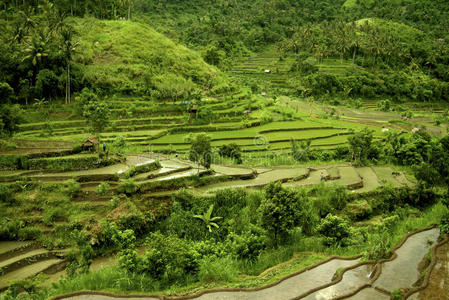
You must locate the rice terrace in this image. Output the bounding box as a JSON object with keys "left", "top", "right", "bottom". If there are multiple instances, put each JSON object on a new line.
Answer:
{"left": 1, "top": 1, "right": 449, "bottom": 300}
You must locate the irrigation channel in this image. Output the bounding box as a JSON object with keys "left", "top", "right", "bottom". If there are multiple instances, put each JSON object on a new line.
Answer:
{"left": 50, "top": 227, "right": 446, "bottom": 300}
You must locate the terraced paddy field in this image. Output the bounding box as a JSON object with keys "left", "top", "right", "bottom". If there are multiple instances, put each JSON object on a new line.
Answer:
{"left": 1, "top": 71, "right": 447, "bottom": 299}
{"left": 48, "top": 228, "right": 443, "bottom": 300}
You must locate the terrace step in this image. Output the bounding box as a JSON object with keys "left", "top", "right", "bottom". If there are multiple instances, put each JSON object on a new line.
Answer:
{"left": 0, "top": 258, "right": 66, "bottom": 292}
{"left": 0, "top": 242, "right": 35, "bottom": 261}
{"left": 0, "top": 248, "right": 66, "bottom": 276}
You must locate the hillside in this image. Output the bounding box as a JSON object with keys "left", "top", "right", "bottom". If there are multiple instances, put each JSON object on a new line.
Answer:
{"left": 1, "top": 1, "right": 449, "bottom": 300}
{"left": 69, "top": 18, "right": 230, "bottom": 97}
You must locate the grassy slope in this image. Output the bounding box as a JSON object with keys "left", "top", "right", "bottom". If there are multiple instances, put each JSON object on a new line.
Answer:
{"left": 69, "top": 17, "right": 228, "bottom": 94}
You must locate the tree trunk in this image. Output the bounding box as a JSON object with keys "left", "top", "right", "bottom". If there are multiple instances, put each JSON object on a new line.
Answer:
{"left": 68, "top": 63, "right": 71, "bottom": 103}
{"left": 128, "top": 4, "right": 131, "bottom": 20}
{"left": 352, "top": 47, "right": 356, "bottom": 64}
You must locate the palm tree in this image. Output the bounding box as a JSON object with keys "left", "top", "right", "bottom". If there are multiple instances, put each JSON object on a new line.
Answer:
{"left": 22, "top": 30, "right": 49, "bottom": 105}
{"left": 61, "top": 26, "right": 79, "bottom": 104}
{"left": 120, "top": 0, "right": 133, "bottom": 20}
{"left": 193, "top": 204, "right": 222, "bottom": 232}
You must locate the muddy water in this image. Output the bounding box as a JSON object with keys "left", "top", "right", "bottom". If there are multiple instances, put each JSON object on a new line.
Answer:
{"left": 192, "top": 258, "right": 360, "bottom": 300}
{"left": 125, "top": 155, "right": 155, "bottom": 167}
{"left": 64, "top": 296, "right": 158, "bottom": 300}
{"left": 0, "top": 241, "right": 29, "bottom": 256}
{"left": 373, "top": 228, "right": 440, "bottom": 292}
{"left": 302, "top": 264, "right": 375, "bottom": 300}
{"left": 408, "top": 240, "right": 449, "bottom": 300}
{"left": 347, "top": 287, "right": 390, "bottom": 300}
{"left": 284, "top": 169, "right": 328, "bottom": 187}
{"left": 196, "top": 167, "right": 308, "bottom": 192}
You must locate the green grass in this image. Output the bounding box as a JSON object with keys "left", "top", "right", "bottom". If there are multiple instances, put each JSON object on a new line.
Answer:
{"left": 355, "top": 167, "right": 381, "bottom": 193}
{"left": 68, "top": 17, "right": 228, "bottom": 96}
{"left": 372, "top": 166, "right": 403, "bottom": 187}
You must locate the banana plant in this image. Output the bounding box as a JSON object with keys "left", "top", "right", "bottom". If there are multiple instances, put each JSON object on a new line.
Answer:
{"left": 194, "top": 204, "right": 222, "bottom": 232}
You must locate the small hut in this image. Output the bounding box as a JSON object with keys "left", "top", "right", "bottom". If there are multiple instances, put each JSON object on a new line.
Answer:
{"left": 82, "top": 136, "right": 99, "bottom": 151}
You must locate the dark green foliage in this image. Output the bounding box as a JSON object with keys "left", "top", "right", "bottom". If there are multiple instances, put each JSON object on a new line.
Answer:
{"left": 227, "top": 230, "right": 266, "bottom": 262}
{"left": 218, "top": 143, "right": 242, "bottom": 164}
{"left": 134, "top": 232, "right": 200, "bottom": 283}
{"left": 188, "top": 133, "right": 212, "bottom": 169}
{"left": 63, "top": 179, "right": 80, "bottom": 198}
{"left": 95, "top": 182, "right": 110, "bottom": 196}
{"left": 74, "top": 88, "right": 98, "bottom": 116}
{"left": 377, "top": 100, "right": 391, "bottom": 112}
{"left": 83, "top": 101, "right": 111, "bottom": 134}
{"left": 117, "top": 178, "right": 137, "bottom": 195}
{"left": 0, "top": 183, "right": 13, "bottom": 204}
{"left": 348, "top": 128, "right": 379, "bottom": 165}
{"left": 317, "top": 214, "right": 351, "bottom": 246}
{"left": 0, "top": 82, "right": 14, "bottom": 103}
{"left": 0, "top": 220, "right": 40, "bottom": 241}
{"left": 311, "top": 183, "right": 349, "bottom": 216}
{"left": 0, "top": 104, "right": 22, "bottom": 137}
{"left": 441, "top": 212, "right": 449, "bottom": 235}
{"left": 291, "top": 139, "right": 311, "bottom": 162}
{"left": 66, "top": 230, "right": 94, "bottom": 277}
{"left": 259, "top": 182, "right": 303, "bottom": 245}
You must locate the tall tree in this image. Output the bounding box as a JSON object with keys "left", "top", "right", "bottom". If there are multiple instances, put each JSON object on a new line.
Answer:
{"left": 60, "top": 25, "right": 78, "bottom": 104}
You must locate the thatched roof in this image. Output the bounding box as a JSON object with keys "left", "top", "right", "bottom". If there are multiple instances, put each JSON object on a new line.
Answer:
{"left": 82, "top": 137, "right": 99, "bottom": 147}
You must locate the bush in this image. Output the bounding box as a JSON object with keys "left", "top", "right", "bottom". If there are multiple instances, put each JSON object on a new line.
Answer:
{"left": 377, "top": 99, "right": 391, "bottom": 112}
{"left": 63, "top": 179, "right": 80, "bottom": 198}
{"left": 17, "top": 226, "right": 41, "bottom": 240}
{"left": 218, "top": 143, "right": 242, "bottom": 164}
{"left": 117, "top": 178, "right": 137, "bottom": 195}
{"left": 0, "top": 140, "right": 17, "bottom": 151}
{"left": 96, "top": 182, "right": 110, "bottom": 196}
{"left": 0, "top": 183, "right": 13, "bottom": 204}
{"left": 138, "top": 232, "right": 200, "bottom": 283}
{"left": 226, "top": 231, "right": 265, "bottom": 261}
{"left": 317, "top": 214, "right": 351, "bottom": 246}
{"left": 0, "top": 220, "right": 22, "bottom": 240}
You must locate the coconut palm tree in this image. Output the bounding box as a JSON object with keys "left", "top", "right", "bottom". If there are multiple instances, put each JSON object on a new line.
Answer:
{"left": 193, "top": 204, "right": 222, "bottom": 232}
{"left": 120, "top": 0, "right": 133, "bottom": 20}
{"left": 60, "top": 25, "right": 79, "bottom": 104}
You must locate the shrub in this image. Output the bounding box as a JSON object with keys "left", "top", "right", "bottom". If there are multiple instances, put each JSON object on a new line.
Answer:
{"left": 317, "top": 214, "right": 351, "bottom": 246}
{"left": 0, "top": 220, "right": 22, "bottom": 240}
{"left": 377, "top": 99, "right": 391, "bottom": 112}
{"left": 0, "top": 140, "right": 17, "bottom": 151}
{"left": 18, "top": 226, "right": 41, "bottom": 240}
{"left": 63, "top": 179, "right": 80, "bottom": 198}
{"left": 72, "top": 145, "right": 83, "bottom": 154}
{"left": 0, "top": 183, "right": 13, "bottom": 204}
{"left": 226, "top": 231, "right": 265, "bottom": 262}
{"left": 118, "top": 212, "right": 147, "bottom": 235}
{"left": 139, "top": 232, "right": 200, "bottom": 282}
{"left": 218, "top": 143, "right": 242, "bottom": 164}
{"left": 43, "top": 207, "right": 68, "bottom": 224}
{"left": 108, "top": 196, "right": 121, "bottom": 210}
{"left": 96, "top": 182, "right": 110, "bottom": 196}
{"left": 113, "top": 136, "right": 128, "bottom": 153}
{"left": 117, "top": 178, "right": 137, "bottom": 195}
